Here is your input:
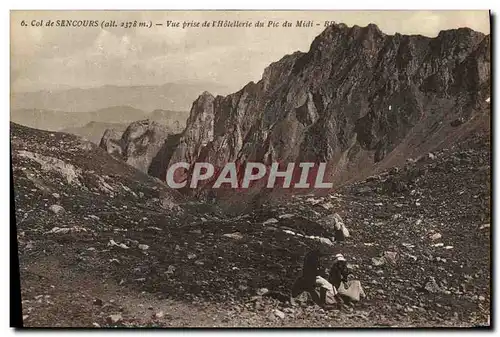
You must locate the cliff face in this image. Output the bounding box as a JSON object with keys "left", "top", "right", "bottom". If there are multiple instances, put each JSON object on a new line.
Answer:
{"left": 100, "top": 120, "right": 181, "bottom": 179}
{"left": 166, "top": 23, "right": 490, "bottom": 192}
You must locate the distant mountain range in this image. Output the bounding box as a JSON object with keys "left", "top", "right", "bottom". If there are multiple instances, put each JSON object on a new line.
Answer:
{"left": 11, "top": 106, "right": 146, "bottom": 131}
{"left": 62, "top": 121, "right": 130, "bottom": 144}
{"left": 11, "top": 106, "right": 188, "bottom": 143}
{"left": 11, "top": 82, "right": 232, "bottom": 112}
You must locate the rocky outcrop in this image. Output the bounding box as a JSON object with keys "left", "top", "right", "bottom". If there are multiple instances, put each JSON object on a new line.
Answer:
{"left": 99, "top": 120, "right": 178, "bottom": 179}
{"left": 99, "top": 128, "right": 124, "bottom": 157}
{"left": 166, "top": 23, "right": 490, "bottom": 192}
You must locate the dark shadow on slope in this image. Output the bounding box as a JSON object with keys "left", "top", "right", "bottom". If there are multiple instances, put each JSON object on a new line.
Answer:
{"left": 148, "top": 133, "right": 182, "bottom": 181}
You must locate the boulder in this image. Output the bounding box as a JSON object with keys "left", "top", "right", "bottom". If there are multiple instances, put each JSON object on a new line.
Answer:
{"left": 273, "top": 309, "right": 285, "bottom": 319}
{"left": 317, "top": 213, "right": 350, "bottom": 240}
{"left": 106, "top": 314, "right": 122, "bottom": 324}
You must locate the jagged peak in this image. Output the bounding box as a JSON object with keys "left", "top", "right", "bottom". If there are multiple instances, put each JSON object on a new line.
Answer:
{"left": 200, "top": 91, "right": 214, "bottom": 98}
{"left": 190, "top": 91, "right": 216, "bottom": 109}
{"left": 307, "top": 22, "right": 386, "bottom": 54}
{"left": 191, "top": 91, "right": 216, "bottom": 107}
{"left": 436, "top": 26, "right": 485, "bottom": 39}
{"left": 319, "top": 22, "right": 384, "bottom": 37}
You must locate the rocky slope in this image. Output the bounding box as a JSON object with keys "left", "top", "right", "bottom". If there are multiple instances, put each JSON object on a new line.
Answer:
{"left": 166, "top": 23, "right": 490, "bottom": 194}
{"left": 12, "top": 117, "right": 490, "bottom": 327}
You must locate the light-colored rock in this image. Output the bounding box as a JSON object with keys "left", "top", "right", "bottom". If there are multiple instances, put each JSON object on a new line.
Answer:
{"left": 222, "top": 232, "right": 244, "bottom": 240}
{"left": 18, "top": 151, "right": 82, "bottom": 185}
{"left": 47, "top": 227, "right": 69, "bottom": 234}
{"left": 383, "top": 251, "right": 397, "bottom": 264}
{"left": 138, "top": 244, "right": 149, "bottom": 251}
{"left": 46, "top": 226, "right": 87, "bottom": 234}
{"left": 318, "top": 237, "right": 334, "bottom": 246}
{"left": 480, "top": 223, "right": 490, "bottom": 230}
{"left": 108, "top": 239, "right": 129, "bottom": 249}
{"left": 305, "top": 197, "right": 322, "bottom": 205}
{"left": 263, "top": 218, "right": 278, "bottom": 225}
{"left": 430, "top": 233, "right": 442, "bottom": 241}
{"left": 321, "top": 202, "right": 334, "bottom": 210}
{"left": 257, "top": 288, "right": 269, "bottom": 296}
{"left": 372, "top": 256, "right": 385, "bottom": 266}
{"left": 49, "top": 204, "right": 65, "bottom": 215}
{"left": 317, "top": 213, "right": 350, "bottom": 240}
{"left": 107, "top": 314, "right": 122, "bottom": 324}
{"left": 274, "top": 309, "right": 285, "bottom": 319}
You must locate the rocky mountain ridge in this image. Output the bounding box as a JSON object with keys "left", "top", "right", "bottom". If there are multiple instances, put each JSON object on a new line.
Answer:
{"left": 161, "top": 23, "right": 490, "bottom": 195}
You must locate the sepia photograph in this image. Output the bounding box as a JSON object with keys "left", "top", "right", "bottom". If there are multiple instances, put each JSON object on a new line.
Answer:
{"left": 10, "top": 9, "right": 491, "bottom": 328}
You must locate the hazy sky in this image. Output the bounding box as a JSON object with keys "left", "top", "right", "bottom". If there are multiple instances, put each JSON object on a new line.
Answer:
{"left": 11, "top": 10, "right": 490, "bottom": 94}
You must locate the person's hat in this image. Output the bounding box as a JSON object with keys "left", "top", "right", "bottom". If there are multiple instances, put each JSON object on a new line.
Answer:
{"left": 333, "top": 253, "right": 346, "bottom": 262}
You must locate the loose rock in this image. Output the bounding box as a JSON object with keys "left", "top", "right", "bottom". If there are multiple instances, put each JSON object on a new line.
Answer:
{"left": 49, "top": 204, "right": 65, "bottom": 215}
{"left": 106, "top": 314, "right": 122, "bottom": 324}
{"left": 223, "top": 232, "right": 244, "bottom": 240}
{"left": 274, "top": 309, "right": 285, "bottom": 319}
